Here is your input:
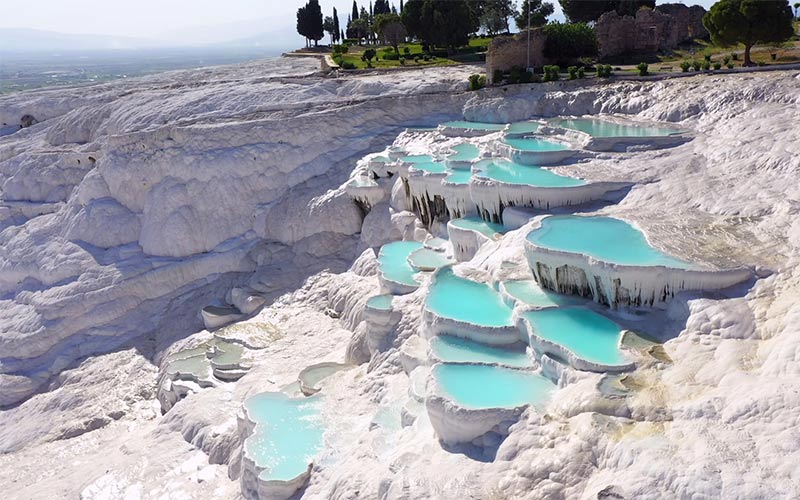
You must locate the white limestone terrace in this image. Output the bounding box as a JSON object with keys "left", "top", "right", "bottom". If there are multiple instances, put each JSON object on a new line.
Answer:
{"left": 0, "top": 64, "right": 799, "bottom": 500}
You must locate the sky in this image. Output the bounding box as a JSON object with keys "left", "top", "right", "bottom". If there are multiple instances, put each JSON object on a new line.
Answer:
{"left": 1, "top": 0, "right": 717, "bottom": 47}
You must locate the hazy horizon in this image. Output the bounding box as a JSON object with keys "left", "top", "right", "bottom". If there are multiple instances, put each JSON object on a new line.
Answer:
{"left": 2, "top": 0, "right": 716, "bottom": 51}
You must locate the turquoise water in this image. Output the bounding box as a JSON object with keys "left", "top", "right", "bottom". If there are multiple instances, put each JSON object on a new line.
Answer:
{"left": 447, "top": 143, "right": 481, "bottom": 162}
{"left": 378, "top": 241, "right": 424, "bottom": 286}
{"left": 434, "top": 363, "right": 554, "bottom": 409}
{"left": 502, "top": 279, "right": 570, "bottom": 308}
{"left": 426, "top": 268, "right": 513, "bottom": 327}
{"left": 553, "top": 118, "right": 681, "bottom": 137}
{"left": 366, "top": 294, "right": 394, "bottom": 311}
{"left": 476, "top": 159, "right": 585, "bottom": 187}
{"left": 244, "top": 392, "right": 325, "bottom": 482}
{"left": 503, "top": 137, "right": 568, "bottom": 152}
{"left": 523, "top": 308, "right": 627, "bottom": 366}
{"left": 443, "top": 121, "right": 506, "bottom": 131}
{"left": 348, "top": 177, "right": 378, "bottom": 188}
{"left": 507, "top": 121, "right": 542, "bottom": 135}
{"left": 527, "top": 216, "right": 692, "bottom": 268}
{"left": 408, "top": 247, "right": 453, "bottom": 270}
{"left": 410, "top": 160, "right": 447, "bottom": 174}
{"left": 449, "top": 217, "right": 506, "bottom": 238}
{"left": 370, "top": 156, "right": 391, "bottom": 163}
{"left": 444, "top": 169, "right": 472, "bottom": 185}
{"left": 424, "top": 237, "right": 449, "bottom": 251}
{"left": 430, "top": 335, "right": 531, "bottom": 368}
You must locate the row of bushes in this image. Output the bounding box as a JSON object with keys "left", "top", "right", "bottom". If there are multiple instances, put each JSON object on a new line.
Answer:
{"left": 490, "top": 64, "right": 614, "bottom": 85}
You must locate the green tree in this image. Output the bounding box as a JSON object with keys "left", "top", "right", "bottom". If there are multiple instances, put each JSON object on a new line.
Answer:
{"left": 297, "top": 0, "right": 325, "bottom": 47}
{"left": 402, "top": 0, "right": 473, "bottom": 49}
{"left": 793, "top": 2, "right": 799, "bottom": 17}
{"left": 347, "top": 17, "right": 370, "bottom": 41}
{"left": 515, "top": 0, "right": 556, "bottom": 30}
{"left": 324, "top": 16, "right": 336, "bottom": 44}
{"left": 333, "top": 7, "right": 341, "bottom": 43}
{"left": 374, "top": 0, "right": 392, "bottom": 15}
{"left": 375, "top": 13, "right": 408, "bottom": 53}
{"left": 558, "top": 0, "right": 654, "bottom": 23}
{"left": 703, "top": 0, "right": 794, "bottom": 66}
{"left": 352, "top": 1, "right": 359, "bottom": 21}
{"left": 481, "top": 0, "right": 516, "bottom": 34}
{"left": 542, "top": 22, "right": 598, "bottom": 62}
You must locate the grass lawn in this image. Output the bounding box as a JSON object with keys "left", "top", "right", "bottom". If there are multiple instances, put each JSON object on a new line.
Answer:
{"left": 331, "top": 37, "right": 493, "bottom": 70}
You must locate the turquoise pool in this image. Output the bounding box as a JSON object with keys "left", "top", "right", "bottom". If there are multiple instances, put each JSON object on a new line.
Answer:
{"left": 527, "top": 216, "right": 692, "bottom": 268}
{"left": 502, "top": 279, "right": 570, "bottom": 308}
{"left": 378, "top": 241, "right": 424, "bottom": 287}
{"left": 430, "top": 335, "right": 531, "bottom": 368}
{"left": 410, "top": 160, "right": 448, "bottom": 174}
{"left": 426, "top": 268, "right": 513, "bottom": 327}
{"left": 552, "top": 118, "right": 681, "bottom": 137}
{"left": 401, "top": 154, "right": 435, "bottom": 164}
{"left": 445, "top": 169, "right": 472, "bottom": 185}
{"left": 433, "top": 363, "right": 554, "bottom": 409}
{"left": 523, "top": 308, "right": 628, "bottom": 366}
{"left": 408, "top": 247, "right": 453, "bottom": 271}
{"left": 476, "top": 159, "right": 585, "bottom": 187}
{"left": 366, "top": 294, "right": 394, "bottom": 311}
{"left": 447, "top": 143, "right": 481, "bottom": 162}
{"left": 244, "top": 392, "right": 325, "bottom": 482}
{"left": 449, "top": 217, "right": 506, "bottom": 238}
{"left": 443, "top": 121, "right": 506, "bottom": 131}
{"left": 503, "top": 137, "right": 568, "bottom": 152}
{"left": 507, "top": 121, "right": 542, "bottom": 135}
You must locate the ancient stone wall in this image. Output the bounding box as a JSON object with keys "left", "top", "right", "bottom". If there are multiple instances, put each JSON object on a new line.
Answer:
{"left": 596, "top": 4, "right": 708, "bottom": 59}
{"left": 485, "top": 29, "right": 547, "bottom": 84}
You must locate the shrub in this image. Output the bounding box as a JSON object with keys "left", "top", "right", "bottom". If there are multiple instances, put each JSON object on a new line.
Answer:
{"left": 692, "top": 60, "right": 702, "bottom": 71}
{"left": 701, "top": 60, "right": 711, "bottom": 71}
{"left": 493, "top": 69, "right": 504, "bottom": 84}
{"left": 568, "top": 66, "right": 579, "bottom": 80}
{"left": 383, "top": 52, "right": 400, "bottom": 61}
{"left": 577, "top": 67, "right": 585, "bottom": 79}
{"left": 771, "top": 53, "right": 778, "bottom": 61}
{"left": 726, "top": 62, "right": 735, "bottom": 69}
{"left": 713, "top": 62, "right": 722, "bottom": 70}
{"left": 544, "top": 65, "right": 561, "bottom": 81}
{"left": 403, "top": 47, "right": 411, "bottom": 55}
{"left": 704, "top": 54, "right": 712, "bottom": 62}
{"left": 731, "top": 52, "right": 738, "bottom": 61}
{"left": 723, "top": 55, "right": 731, "bottom": 65}
{"left": 596, "top": 64, "right": 613, "bottom": 78}
{"left": 509, "top": 65, "right": 524, "bottom": 84}
{"left": 636, "top": 62, "right": 648, "bottom": 76}
{"left": 680, "top": 60, "right": 692, "bottom": 72}
{"left": 399, "top": 57, "right": 406, "bottom": 65}
{"left": 520, "top": 70, "right": 534, "bottom": 83}
{"left": 757, "top": 60, "right": 766, "bottom": 66}
{"left": 340, "top": 61, "right": 356, "bottom": 70}
{"left": 333, "top": 54, "right": 343, "bottom": 65}
{"left": 363, "top": 48, "right": 376, "bottom": 62}
{"left": 468, "top": 74, "right": 486, "bottom": 91}
{"left": 333, "top": 44, "right": 349, "bottom": 55}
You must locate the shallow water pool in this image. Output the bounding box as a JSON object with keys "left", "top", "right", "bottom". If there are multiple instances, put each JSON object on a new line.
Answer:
{"left": 244, "top": 392, "right": 324, "bottom": 482}
{"left": 408, "top": 247, "right": 453, "bottom": 271}
{"left": 506, "top": 121, "right": 542, "bottom": 135}
{"left": 366, "top": 294, "right": 394, "bottom": 311}
{"left": 410, "top": 160, "right": 448, "bottom": 174}
{"left": 476, "top": 159, "right": 585, "bottom": 187}
{"left": 503, "top": 137, "right": 568, "bottom": 152}
{"left": 433, "top": 363, "right": 554, "bottom": 409}
{"left": 527, "top": 215, "right": 692, "bottom": 268}
{"left": 444, "top": 169, "right": 472, "bottom": 185}
{"left": 447, "top": 143, "right": 481, "bottom": 162}
{"left": 378, "top": 241, "right": 425, "bottom": 287}
{"left": 426, "top": 268, "right": 513, "bottom": 327}
{"left": 553, "top": 118, "right": 681, "bottom": 137}
{"left": 522, "top": 307, "right": 628, "bottom": 366}
{"left": 430, "top": 335, "right": 531, "bottom": 368}
{"left": 442, "top": 121, "right": 506, "bottom": 131}
{"left": 502, "top": 279, "right": 570, "bottom": 308}
{"left": 449, "top": 216, "right": 506, "bottom": 238}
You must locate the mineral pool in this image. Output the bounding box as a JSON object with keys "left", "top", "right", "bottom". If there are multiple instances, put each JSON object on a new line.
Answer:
{"left": 433, "top": 363, "right": 554, "bottom": 409}
{"left": 506, "top": 121, "right": 542, "bottom": 135}
{"left": 502, "top": 279, "right": 571, "bottom": 308}
{"left": 523, "top": 307, "right": 628, "bottom": 366}
{"left": 475, "top": 159, "right": 585, "bottom": 187}
{"left": 442, "top": 121, "right": 507, "bottom": 132}
{"left": 527, "top": 215, "right": 693, "bottom": 268}
{"left": 447, "top": 143, "right": 481, "bottom": 162}
{"left": 243, "top": 392, "right": 325, "bottom": 482}
{"left": 552, "top": 118, "right": 681, "bottom": 137}
{"left": 449, "top": 216, "right": 507, "bottom": 238}
{"left": 430, "top": 335, "right": 531, "bottom": 368}
{"left": 444, "top": 169, "right": 472, "bottom": 185}
{"left": 378, "top": 241, "right": 425, "bottom": 287}
{"left": 366, "top": 294, "right": 394, "bottom": 311}
{"left": 426, "top": 267, "right": 513, "bottom": 327}
{"left": 408, "top": 247, "right": 453, "bottom": 271}
{"left": 503, "top": 136, "right": 568, "bottom": 152}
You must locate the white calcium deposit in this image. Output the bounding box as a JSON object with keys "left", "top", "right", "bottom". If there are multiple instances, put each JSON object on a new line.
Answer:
{"left": 1, "top": 58, "right": 799, "bottom": 500}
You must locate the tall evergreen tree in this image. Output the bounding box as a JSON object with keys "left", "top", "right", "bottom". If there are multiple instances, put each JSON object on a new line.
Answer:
{"left": 352, "top": 1, "right": 360, "bottom": 20}
{"left": 400, "top": 0, "right": 404, "bottom": 13}
{"left": 333, "top": 7, "right": 341, "bottom": 43}
{"left": 402, "top": 0, "right": 473, "bottom": 49}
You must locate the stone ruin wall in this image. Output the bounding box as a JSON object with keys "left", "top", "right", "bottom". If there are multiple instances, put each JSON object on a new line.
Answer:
{"left": 596, "top": 4, "right": 709, "bottom": 59}
{"left": 485, "top": 29, "right": 547, "bottom": 84}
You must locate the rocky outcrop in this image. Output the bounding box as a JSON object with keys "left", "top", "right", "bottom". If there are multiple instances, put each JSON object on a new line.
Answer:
{"left": 485, "top": 29, "right": 547, "bottom": 84}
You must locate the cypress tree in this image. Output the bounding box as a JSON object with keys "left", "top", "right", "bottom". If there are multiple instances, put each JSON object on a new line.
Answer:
{"left": 333, "top": 7, "right": 340, "bottom": 42}
{"left": 352, "top": 1, "right": 359, "bottom": 20}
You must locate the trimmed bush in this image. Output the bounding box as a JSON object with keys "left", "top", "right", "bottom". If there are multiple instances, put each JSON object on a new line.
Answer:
{"left": 468, "top": 74, "right": 486, "bottom": 91}
{"left": 341, "top": 61, "right": 356, "bottom": 70}
{"left": 723, "top": 55, "right": 731, "bottom": 65}
{"left": 731, "top": 52, "right": 738, "bottom": 61}
{"left": 680, "top": 60, "right": 692, "bottom": 72}
{"left": 493, "top": 69, "right": 504, "bottom": 84}
{"left": 568, "top": 66, "right": 578, "bottom": 80}
{"left": 577, "top": 67, "right": 585, "bottom": 79}
{"left": 636, "top": 62, "right": 648, "bottom": 76}
{"left": 701, "top": 60, "right": 711, "bottom": 71}
{"left": 333, "top": 44, "right": 349, "bottom": 55}
{"left": 596, "top": 64, "right": 613, "bottom": 78}
{"left": 704, "top": 54, "right": 712, "bottom": 62}
{"left": 542, "top": 65, "right": 560, "bottom": 82}
{"left": 726, "top": 62, "right": 735, "bottom": 69}
{"left": 713, "top": 62, "right": 722, "bottom": 70}
{"left": 692, "top": 60, "right": 702, "bottom": 71}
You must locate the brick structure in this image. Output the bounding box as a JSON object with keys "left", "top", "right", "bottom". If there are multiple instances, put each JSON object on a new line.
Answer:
{"left": 485, "top": 29, "right": 547, "bottom": 84}
{"left": 595, "top": 5, "right": 708, "bottom": 60}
